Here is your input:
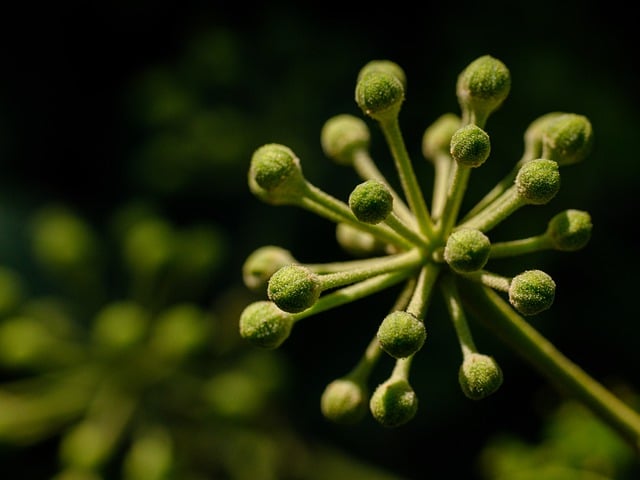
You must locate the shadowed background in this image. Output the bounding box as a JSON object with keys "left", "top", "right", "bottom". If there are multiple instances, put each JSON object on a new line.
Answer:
{"left": 0, "top": 1, "right": 638, "bottom": 478}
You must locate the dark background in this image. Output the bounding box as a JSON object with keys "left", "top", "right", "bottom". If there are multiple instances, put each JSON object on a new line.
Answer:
{"left": 1, "top": 1, "right": 638, "bottom": 478}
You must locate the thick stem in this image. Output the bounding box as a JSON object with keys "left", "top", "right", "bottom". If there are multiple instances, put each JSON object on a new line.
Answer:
{"left": 457, "top": 277, "right": 640, "bottom": 453}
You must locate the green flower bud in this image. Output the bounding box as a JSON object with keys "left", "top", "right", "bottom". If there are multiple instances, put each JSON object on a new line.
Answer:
{"left": 377, "top": 311, "right": 426, "bottom": 359}
{"left": 123, "top": 217, "right": 174, "bottom": 277}
{"left": 444, "top": 228, "right": 491, "bottom": 273}
{"left": 30, "top": 206, "right": 98, "bottom": 272}
{"left": 320, "top": 114, "right": 370, "bottom": 166}
{"left": 349, "top": 180, "right": 394, "bottom": 224}
{"left": 369, "top": 378, "right": 418, "bottom": 427}
{"left": 355, "top": 70, "right": 404, "bottom": 122}
{"left": 357, "top": 59, "right": 407, "bottom": 90}
{"left": 248, "top": 143, "right": 306, "bottom": 204}
{"left": 459, "top": 353, "right": 503, "bottom": 400}
{"left": 91, "top": 301, "right": 150, "bottom": 351}
{"left": 515, "top": 158, "right": 560, "bottom": 205}
{"left": 335, "top": 223, "right": 388, "bottom": 257}
{"left": 123, "top": 427, "right": 173, "bottom": 480}
{"left": 59, "top": 420, "right": 110, "bottom": 470}
{"left": 546, "top": 209, "right": 593, "bottom": 251}
{"left": 239, "top": 301, "right": 294, "bottom": 349}
{"left": 541, "top": 113, "right": 594, "bottom": 166}
{"left": 242, "top": 245, "right": 296, "bottom": 292}
{"left": 422, "top": 113, "right": 461, "bottom": 160}
{"left": 509, "top": 269, "right": 556, "bottom": 316}
{"left": 267, "top": 264, "right": 321, "bottom": 313}
{"left": 522, "top": 112, "right": 566, "bottom": 160}
{"left": 150, "top": 303, "right": 210, "bottom": 359}
{"left": 450, "top": 124, "right": 491, "bottom": 167}
{"left": 456, "top": 55, "right": 511, "bottom": 125}
{"left": 320, "top": 378, "right": 368, "bottom": 424}
{"left": 0, "top": 316, "right": 56, "bottom": 367}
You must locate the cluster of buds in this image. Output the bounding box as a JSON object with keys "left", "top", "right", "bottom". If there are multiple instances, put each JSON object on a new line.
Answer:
{"left": 240, "top": 55, "right": 594, "bottom": 427}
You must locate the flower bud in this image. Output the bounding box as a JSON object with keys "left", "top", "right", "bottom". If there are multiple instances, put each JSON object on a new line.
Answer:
{"left": 522, "top": 112, "right": 565, "bottom": 160}
{"left": 541, "top": 113, "right": 594, "bottom": 166}
{"left": 357, "top": 60, "right": 407, "bottom": 89}
{"left": 150, "top": 303, "right": 209, "bottom": 360}
{"left": 369, "top": 378, "right": 418, "bottom": 427}
{"left": 459, "top": 353, "right": 503, "bottom": 400}
{"left": 377, "top": 311, "right": 426, "bottom": 359}
{"left": 422, "top": 113, "right": 461, "bottom": 160}
{"left": 515, "top": 158, "right": 560, "bottom": 205}
{"left": 267, "top": 264, "right": 321, "bottom": 313}
{"left": 450, "top": 124, "right": 491, "bottom": 168}
{"left": 242, "top": 245, "right": 296, "bottom": 292}
{"left": 320, "top": 114, "right": 370, "bottom": 166}
{"left": 456, "top": 55, "right": 511, "bottom": 125}
{"left": 0, "top": 316, "right": 56, "bottom": 367}
{"left": 91, "top": 301, "right": 150, "bottom": 351}
{"left": 349, "top": 180, "right": 394, "bottom": 224}
{"left": 509, "top": 269, "right": 556, "bottom": 315}
{"left": 239, "top": 301, "right": 294, "bottom": 349}
{"left": 444, "top": 228, "right": 491, "bottom": 273}
{"left": 320, "top": 378, "right": 368, "bottom": 424}
{"left": 355, "top": 70, "right": 404, "bottom": 122}
{"left": 248, "top": 143, "right": 306, "bottom": 204}
{"left": 546, "top": 209, "right": 593, "bottom": 251}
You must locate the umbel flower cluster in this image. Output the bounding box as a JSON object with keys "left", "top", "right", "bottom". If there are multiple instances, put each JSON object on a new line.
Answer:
{"left": 240, "top": 55, "right": 595, "bottom": 427}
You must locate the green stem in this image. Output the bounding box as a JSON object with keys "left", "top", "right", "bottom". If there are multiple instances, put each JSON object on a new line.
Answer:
{"left": 384, "top": 213, "right": 429, "bottom": 246}
{"left": 292, "top": 270, "right": 413, "bottom": 323}
{"left": 406, "top": 263, "right": 441, "bottom": 320}
{"left": 461, "top": 163, "right": 519, "bottom": 222}
{"left": 379, "top": 117, "right": 435, "bottom": 239}
{"left": 319, "top": 249, "right": 423, "bottom": 291}
{"left": 490, "top": 234, "right": 553, "bottom": 258}
{"left": 440, "top": 273, "right": 477, "bottom": 358}
{"left": 436, "top": 162, "right": 472, "bottom": 237}
{"left": 300, "top": 181, "right": 413, "bottom": 249}
{"left": 457, "top": 277, "right": 640, "bottom": 453}
{"left": 457, "top": 186, "right": 524, "bottom": 233}
{"left": 430, "top": 153, "right": 453, "bottom": 221}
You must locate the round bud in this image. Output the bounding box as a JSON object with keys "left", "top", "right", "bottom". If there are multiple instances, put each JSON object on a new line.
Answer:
{"left": 349, "top": 180, "right": 394, "bottom": 224}
{"left": 320, "top": 378, "right": 368, "bottom": 424}
{"left": 267, "top": 264, "right": 321, "bottom": 313}
{"left": 456, "top": 55, "right": 511, "bottom": 124}
{"left": 515, "top": 158, "right": 560, "bottom": 205}
{"left": 450, "top": 124, "right": 491, "bottom": 167}
{"left": 242, "top": 246, "right": 296, "bottom": 292}
{"left": 357, "top": 60, "right": 407, "bottom": 90}
{"left": 546, "top": 209, "right": 593, "bottom": 251}
{"left": 320, "top": 114, "right": 371, "bottom": 166}
{"left": 91, "top": 301, "right": 150, "bottom": 351}
{"left": 0, "top": 316, "right": 55, "bottom": 367}
{"left": 458, "top": 353, "right": 503, "bottom": 400}
{"left": 541, "top": 113, "right": 594, "bottom": 166}
{"left": 150, "top": 303, "right": 209, "bottom": 360}
{"left": 335, "top": 223, "right": 388, "bottom": 257}
{"left": 377, "top": 311, "right": 426, "bottom": 359}
{"left": 355, "top": 70, "right": 404, "bottom": 122}
{"left": 369, "top": 378, "right": 418, "bottom": 427}
{"left": 444, "top": 228, "right": 491, "bottom": 273}
{"left": 248, "top": 143, "right": 306, "bottom": 204}
{"left": 239, "top": 301, "right": 294, "bottom": 349}
{"left": 422, "top": 113, "right": 461, "bottom": 160}
{"left": 522, "top": 112, "right": 566, "bottom": 160}
{"left": 509, "top": 269, "right": 556, "bottom": 316}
